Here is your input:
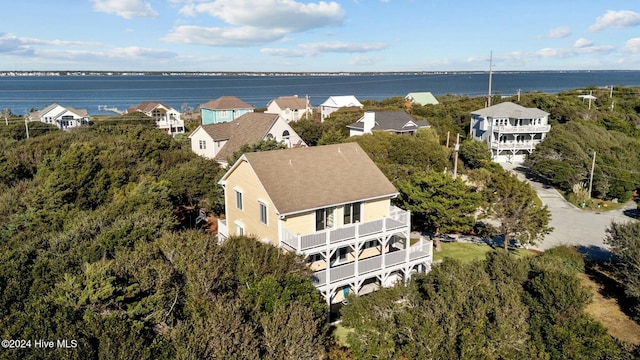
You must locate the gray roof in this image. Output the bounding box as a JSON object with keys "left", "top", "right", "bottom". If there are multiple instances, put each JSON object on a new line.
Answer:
{"left": 224, "top": 142, "right": 397, "bottom": 215}
{"left": 347, "top": 111, "right": 430, "bottom": 132}
{"left": 471, "top": 102, "right": 548, "bottom": 119}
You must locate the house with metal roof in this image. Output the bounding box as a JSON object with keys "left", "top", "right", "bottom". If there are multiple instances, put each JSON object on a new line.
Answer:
{"left": 404, "top": 92, "right": 439, "bottom": 106}
{"left": 28, "top": 103, "right": 89, "bottom": 130}
{"left": 188, "top": 112, "right": 306, "bottom": 167}
{"left": 217, "top": 142, "right": 433, "bottom": 305}
{"left": 347, "top": 111, "right": 430, "bottom": 136}
{"left": 265, "top": 95, "right": 312, "bottom": 122}
{"left": 469, "top": 102, "right": 551, "bottom": 163}
{"left": 125, "top": 101, "right": 184, "bottom": 136}
{"left": 320, "top": 95, "right": 363, "bottom": 121}
{"left": 200, "top": 96, "right": 255, "bottom": 125}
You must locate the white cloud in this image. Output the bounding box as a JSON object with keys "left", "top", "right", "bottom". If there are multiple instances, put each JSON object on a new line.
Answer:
{"left": 542, "top": 26, "right": 571, "bottom": 38}
{"left": 164, "top": 25, "right": 287, "bottom": 46}
{"left": 0, "top": 33, "right": 99, "bottom": 56}
{"left": 299, "top": 41, "right": 387, "bottom": 53}
{"left": 171, "top": 0, "right": 344, "bottom": 46}
{"left": 588, "top": 10, "right": 640, "bottom": 32}
{"left": 91, "top": 0, "right": 158, "bottom": 19}
{"left": 260, "top": 48, "right": 308, "bottom": 57}
{"left": 261, "top": 41, "right": 387, "bottom": 58}
{"left": 536, "top": 43, "right": 614, "bottom": 59}
{"left": 179, "top": 0, "right": 343, "bottom": 31}
{"left": 623, "top": 38, "right": 640, "bottom": 53}
{"left": 574, "top": 38, "right": 592, "bottom": 48}
{"left": 349, "top": 55, "right": 379, "bottom": 66}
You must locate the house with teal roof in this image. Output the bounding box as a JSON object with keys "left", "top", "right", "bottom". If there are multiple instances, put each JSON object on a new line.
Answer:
{"left": 200, "top": 96, "right": 255, "bottom": 125}
{"left": 404, "top": 92, "right": 439, "bottom": 106}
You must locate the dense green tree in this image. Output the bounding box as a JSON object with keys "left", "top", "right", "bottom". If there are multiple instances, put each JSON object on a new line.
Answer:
{"left": 289, "top": 118, "right": 324, "bottom": 146}
{"left": 483, "top": 170, "right": 552, "bottom": 250}
{"left": 397, "top": 170, "right": 481, "bottom": 250}
{"left": 459, "top": 138, "right": 492, "bottom": 169}
{"left": 604, "top": 220, "right": 640, "bottom": 319}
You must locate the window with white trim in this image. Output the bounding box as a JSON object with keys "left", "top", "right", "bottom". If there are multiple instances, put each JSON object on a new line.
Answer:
{"left": 315, "top": 207, "right": 335, "bottom": 231}
{"left": 343, "top": 202, "right": 362, "bottom": 225}
{"left": 199, "top": 140, "right": 206, "bottom": 149}
{"left": 236, "top": 224, "right": 244, "bottom": 236}
{"left": 235, "top": 190, "right": 243, "bottom": 210}
{"left": 259, "top": 201, "right": 267, "bottom": 225}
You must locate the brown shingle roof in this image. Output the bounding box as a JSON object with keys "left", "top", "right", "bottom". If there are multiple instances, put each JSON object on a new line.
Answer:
{"left": 202, "top": 112, "right": 280, "bottom": 162}
{"left": 201, "top": 96, "right": 255, "bottom": 110}
{"left": 126, "top": 101, "right": 175, "bottom": 114}
{"left": 238, "top": 142, "right": 397, "bottom": 215}
{"left": 269, "top": 96, "right": 308, "bottom": 110}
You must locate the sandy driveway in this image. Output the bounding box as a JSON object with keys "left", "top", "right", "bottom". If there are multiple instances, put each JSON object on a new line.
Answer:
{"left": 505, "top": 164, "right": 638, "bottom": 259}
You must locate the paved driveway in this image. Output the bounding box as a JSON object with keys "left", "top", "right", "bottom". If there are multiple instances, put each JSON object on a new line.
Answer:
{"left": 505, "top": 164, "right": 638, "bottom": 259}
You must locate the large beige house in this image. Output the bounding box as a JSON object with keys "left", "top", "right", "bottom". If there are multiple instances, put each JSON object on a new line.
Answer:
{"left": 217, "top": 142, "right": 433, "bottom": 305}
{"left": 470, "top": 102, "right": 551, "bottom": 163}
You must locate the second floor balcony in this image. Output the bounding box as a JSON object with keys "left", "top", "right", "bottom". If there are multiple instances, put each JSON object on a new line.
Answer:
{"left": 281, "top": 206, "right": 410, "bottom": 254}
{"left": 490, "top": 139, "right": 543, "bottom": 150}
{"left": 494, "top": 124, "right": 551, "bottom": 133}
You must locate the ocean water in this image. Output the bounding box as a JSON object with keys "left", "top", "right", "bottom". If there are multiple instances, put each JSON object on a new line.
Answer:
{"left": 1, "top": 71, "right": 640, "bottom": 116}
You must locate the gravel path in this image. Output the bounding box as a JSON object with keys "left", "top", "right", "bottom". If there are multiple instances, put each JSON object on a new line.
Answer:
{"left": 504, "top": 164, "right": 638, "bottom": 259}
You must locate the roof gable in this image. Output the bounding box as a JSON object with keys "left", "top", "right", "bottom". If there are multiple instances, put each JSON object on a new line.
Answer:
{"left": 472, "top": 102, "right": 548, "bottom": 119}
{"left": 348, "top": 111, "right": 430, "bottom": 132}
{"left": 269, "top": 96, "right": 308, "bottom": 110}
{"left": 224, "top": 143, "right": 397, "bottom": 215}
{"left": 126, "top": 101, "right": 176, "bottom": 114}
{"left": 406, "top": 92, "right": 439, "bottom": 105}
{"left": 198, "top": 112, "right": 280, "bottom": 162}
{"left": 321, "top": 95, "right": 363, "bottom": 108}
{"left": 201, "top": 96, "right": 255, "bottom": 110}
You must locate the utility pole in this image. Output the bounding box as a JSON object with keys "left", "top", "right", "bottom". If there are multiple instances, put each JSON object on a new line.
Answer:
{"left": 609, "top": 85, "right": 613, "bottom": 98}
{"left": 24, "top": 111, "right": 30, "bottom": 139}
{"left": 588, "top": 151, "right": 596, "bottom": 199}
{"left": 487, "top": 51, "right": 493, "bottom": 107}
{"left": 446, "top": 131, "right": 450, "bottom": 147}
{"left": 517, "top": 89, "right": 521, "bottom": 102}
{"left": 453, "top": 133, "right": 460, "bottom": 179}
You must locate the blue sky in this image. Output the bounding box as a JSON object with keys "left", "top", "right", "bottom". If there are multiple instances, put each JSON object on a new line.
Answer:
{"left": 2, "top": 0, "right": 640, "bottom": 72}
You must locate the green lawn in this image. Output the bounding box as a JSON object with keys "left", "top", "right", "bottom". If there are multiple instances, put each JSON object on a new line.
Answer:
{"left": 433, "top": 241, "right": 535, "bottom": 263}
{"left": 332, "top": 324, "right": 353, "bottom": 347}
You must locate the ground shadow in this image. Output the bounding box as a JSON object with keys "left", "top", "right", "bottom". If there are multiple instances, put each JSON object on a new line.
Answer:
{"left": 623, "top": 208, "right": 639, "bottom": 219}
{"left": 576, "top": 244, "right": 614, "bottom": 262}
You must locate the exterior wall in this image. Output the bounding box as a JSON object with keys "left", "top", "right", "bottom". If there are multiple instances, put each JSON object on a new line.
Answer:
{"left": 280, "top": 197, "right": 391, "bottom": 236}
{"left": 39, "top": 106, "right": 86, "bottom": 130}
{"left": 189, "top": 127, "right": 219, "bottom": 159}
{"left": 321, "top": 106, "right": 338, "bottom": 121}
{"left": 202, "top": 108, "right": 254, "bottom": 125}
{"left": 224, "top": 160, "right": 279, "bottom": 245}
{"left": 471, "top": 112, "right": 551, "bottom": 163}
{"left": 265, "top": 118, "right": 306, "bottom": 147}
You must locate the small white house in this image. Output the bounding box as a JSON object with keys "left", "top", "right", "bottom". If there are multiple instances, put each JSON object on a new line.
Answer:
{"left": 29, "top": 103, "right": 88, "bottom": 130}
{"left": 188, "top": 112, "right": 306, "bottom": 167}
{"left": 125, "top": 101, "right": 184, "bottom": 136}
{"left": 265, "top": 96, "right": 312, "bottom": 122}
{"left": 347, "top": 111, "right": 430, "bottom": 136}
{"left": 320, "top": 95, "right": 363, "bottom": 121}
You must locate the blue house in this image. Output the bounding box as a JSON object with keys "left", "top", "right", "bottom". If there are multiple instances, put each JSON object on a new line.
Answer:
{"left": 200, "top": 96, "right": 255, "bottom": 125}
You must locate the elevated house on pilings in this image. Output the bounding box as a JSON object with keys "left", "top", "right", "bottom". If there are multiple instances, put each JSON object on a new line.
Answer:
{"left": 216, "top": 142, "right": 433, "bottom": 306}
{"left": 469, "top": 102, "right": 551, "bottom": 163}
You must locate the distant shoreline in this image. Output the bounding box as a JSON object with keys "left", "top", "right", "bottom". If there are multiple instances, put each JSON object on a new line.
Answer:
{"left": 1, "top": 70, "right": 638, "bottom": 77}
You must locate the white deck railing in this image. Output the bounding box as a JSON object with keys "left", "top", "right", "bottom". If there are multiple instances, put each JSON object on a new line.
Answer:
{"left": 496, "top": 125, "right": 551, "bottom": 133}
{"left": 490, "top": 140, "right": 542, "bottom": 149}
{"left": 281, "top": 206, "right": 409, "bottom": 252}
{"left": 311, "top": 244, "right": 432, "bottom": 286}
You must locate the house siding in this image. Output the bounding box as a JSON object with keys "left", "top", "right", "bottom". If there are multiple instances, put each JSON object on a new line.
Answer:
{"left": 224, "top": 160, "right": 279, "bottom": 245}
{"left": 202, "top": 108, "right": 253, "bottom": 125}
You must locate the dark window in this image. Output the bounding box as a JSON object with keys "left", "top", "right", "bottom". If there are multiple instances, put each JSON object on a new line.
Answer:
{"left": 343, "top": 202, "right": 361, "bottom": 224}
